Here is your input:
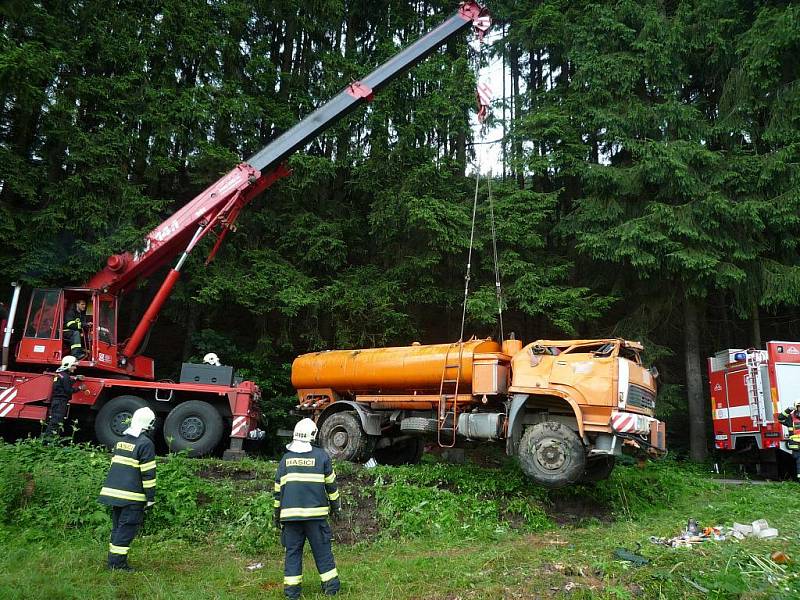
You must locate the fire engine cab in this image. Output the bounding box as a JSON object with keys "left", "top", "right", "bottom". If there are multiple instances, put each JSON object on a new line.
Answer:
{"left": 708, "top": 341, "right": 800, "bottom": 476}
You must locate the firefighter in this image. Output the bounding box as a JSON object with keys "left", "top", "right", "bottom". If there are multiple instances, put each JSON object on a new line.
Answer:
{"left": 64, "top": 298, "right": 90, "bottom": 359}
{"left": 43, "top": 355, "right": 84, "bottom": 438}
{"left": 98, "top": 406, "right": 157, "bottom": 572}
{"left": 777, "top": 400, "right": 800, "bottom": 480}
{"left": 274, "top": 418, "right": 341, "bottom": 598}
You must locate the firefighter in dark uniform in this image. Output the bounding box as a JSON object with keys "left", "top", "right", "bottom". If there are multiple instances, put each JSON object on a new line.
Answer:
{"left": 98, "top": 407, "right": 157, "bottom": 571}
{"left": 64, "top": 298, "right": 89, "bottom": 359}
{"left": 777, "top": 400, "right": 800, "bottom": 481}
{"left": 43, "top": 355, "right": 83, "bottom": 438}
{"left": 274, "top": 418, "right": 341, "bottom": 598}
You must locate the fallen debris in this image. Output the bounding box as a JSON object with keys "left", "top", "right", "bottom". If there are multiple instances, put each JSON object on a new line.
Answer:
{"left": 649, "top": 518, "right": 780, "bottom": 548}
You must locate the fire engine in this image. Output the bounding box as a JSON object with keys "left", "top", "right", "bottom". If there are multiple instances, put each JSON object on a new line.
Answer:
{"left": 0, "top": 2, "right": 492, "bottom": 458}
{"left": 708, "top": 341, "right": 800, "bottom": 476}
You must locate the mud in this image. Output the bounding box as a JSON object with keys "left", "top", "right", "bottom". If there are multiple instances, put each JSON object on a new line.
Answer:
{"left": 332, "top": 472, "right": 382, "bottom": 545}
{"left": 545, "top": 496, "right": 613, "bottom": 526}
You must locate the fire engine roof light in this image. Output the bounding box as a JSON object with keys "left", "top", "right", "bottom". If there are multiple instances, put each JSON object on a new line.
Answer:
{"left": 734, "top": 352, "right": 747, "bottom": 362}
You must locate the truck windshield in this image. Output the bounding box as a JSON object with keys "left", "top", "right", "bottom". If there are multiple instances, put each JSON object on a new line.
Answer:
{"left": 24, "top": 289, "right": 60, "bottom": 339}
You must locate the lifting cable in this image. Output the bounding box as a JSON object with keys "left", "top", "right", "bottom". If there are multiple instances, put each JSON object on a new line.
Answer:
{"left": 459, "top": 172, "right": 481, "bottom": 343}
{"left": 487, "top": 171, "right": 504, "bottom": 342}
{"left": 459, "top": 169, "right": 505, "bottom": 343}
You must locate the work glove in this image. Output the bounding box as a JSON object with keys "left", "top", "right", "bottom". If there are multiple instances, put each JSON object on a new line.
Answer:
{"left": 273, "top": 509, "right": 281, "bottom": 529}
{"left": 75, "top": 375, "right": 85, "bottom": 381}
{"left": 330, "top": 509, "right": 341, "bottom": 522}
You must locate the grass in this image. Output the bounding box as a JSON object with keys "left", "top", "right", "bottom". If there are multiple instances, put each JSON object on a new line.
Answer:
{"left": 1, "top": 439, "right": 798, "bottom": 599}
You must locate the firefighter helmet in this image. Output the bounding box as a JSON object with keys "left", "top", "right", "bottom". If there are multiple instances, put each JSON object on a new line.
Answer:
{"left": 130, "top": 407, "right": 156, "bottom": 433}
{"left": 203, "top": 352, "right": 221, "bottom": 367}
{"left": 57, "top": 355, "right": 78, "bottom": 372}
{"left": 293, "top": 418, "right": 318, "bottom": 443}
{"left": 286, "top": 418, "right": 317, "bottom": 452}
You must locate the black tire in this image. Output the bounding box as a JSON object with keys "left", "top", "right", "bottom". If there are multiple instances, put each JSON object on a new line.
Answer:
{"left": 95, "top": 395, "right": 149, "bottom": 449}
{"left": 163, "top": 400, "right": 224, "bottom": 457}
{"left": 374, "top": 437, "right": 425, "bottom": 466}
{"left": 319, "top": 411, "right": 374, "bottom": 462}
{"left": 518, "top": 421, "right": 586, "bottom": 488}
{"left": 580, "top": 455, "right": 616, "bottom": 483}
{"left": 399, "top": 417, "right": 438, "bottom": 434}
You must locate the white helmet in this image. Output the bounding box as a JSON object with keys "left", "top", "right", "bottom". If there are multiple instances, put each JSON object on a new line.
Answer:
{"left": 57, "top": 355, "right": 78, "bottom": 372}
{"left": 203, "top": 352, "right": 221, "bottom": 367}
{"left": 124, "top": 407, "right": 156, "bottom": 437}
{"left": 286, "top": 418, "right": 317, "bottom": 453}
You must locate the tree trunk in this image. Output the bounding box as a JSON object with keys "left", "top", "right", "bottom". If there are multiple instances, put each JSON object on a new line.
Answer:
{"left": 751, "top": 303, "right": 761, "bottom": 348}
{"left": 684, "top": 296, "right": 707, "bottom": 461}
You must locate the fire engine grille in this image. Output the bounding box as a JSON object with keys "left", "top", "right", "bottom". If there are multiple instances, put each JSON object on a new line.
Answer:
{"left": 627, "top": 385, "right": 655, "bottom": 411}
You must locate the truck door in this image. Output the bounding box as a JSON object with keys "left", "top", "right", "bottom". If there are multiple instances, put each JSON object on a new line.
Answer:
{"left": 94, "top": 295, "right": 118, "bottom": 368}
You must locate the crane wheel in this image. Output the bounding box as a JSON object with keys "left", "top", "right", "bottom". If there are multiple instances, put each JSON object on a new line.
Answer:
{"left": 517, "top": 421, "right": 586, "bottom": 488}
{"left": 95, "top": 395, "right": 150, "bottom": 449}
{"left": 163, "top": 400, "right": 224, "bottom": 457}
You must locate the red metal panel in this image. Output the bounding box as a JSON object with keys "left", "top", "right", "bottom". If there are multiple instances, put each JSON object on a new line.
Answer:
{"left": 709, "top": 362, "right": 731, "bottom": 449}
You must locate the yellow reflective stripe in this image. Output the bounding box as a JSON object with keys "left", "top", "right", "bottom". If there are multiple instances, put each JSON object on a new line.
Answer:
{"left": 324, "top": 471, "right": 336, "bottom": 484}
{"left": 139, "top": 461, "right": 156, "bottom": 472}
{"left": 284, "top": 575, "right": 303, "bottom": 585}
{"left": 280, "top": 473, "right": 325, "bottom": 485}
{"left": 142, "top": 479, "right": 156, "bottom": 489}
{"left": 280, "top": 507, "right": 329, "bottom": 519}
{"left": 319, "top": 568, "right": 338, "bottom": 582}
{"left": 100, "top": 487, "right": 146, "bottom": 502}
{"left": 273, "top": 500, "right": 280, "bottom": 508}
{"left": 327, "top": 490, "right": 340, "bottom": 501}
{"left": 109, "top": 544, "right": 129, "bottom": 555}
{"left": 111, "top": 456, "right": 140, "bottom": 468}
{"left": 70, "top": 343, "right": 83, "bottom": 349}
{"left": 274, "top": 482, "right": 281, "bottom": 493}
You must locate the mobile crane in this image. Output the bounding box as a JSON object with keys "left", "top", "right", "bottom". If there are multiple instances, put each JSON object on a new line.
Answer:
{"left": 0, "top": 2, "right": 492, "bottom": 458}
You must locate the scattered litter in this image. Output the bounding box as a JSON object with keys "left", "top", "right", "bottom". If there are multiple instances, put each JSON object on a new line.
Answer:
{"left": 614, "top": 545, "right": 649, "bottom": 566}
{"left": 364, "top": 458, "right": 378, "bottom": 468}
{"left": 650, "top": 518, "right": 780, "bottom": 549}
{"left": 563, "top": 582, "right": 577, "bottom": 592}
{"left": 246, "top": 562, "right": 263, "bottom": 571}
{"left": 770, "top": 551, "right": 790, "bottom": 564}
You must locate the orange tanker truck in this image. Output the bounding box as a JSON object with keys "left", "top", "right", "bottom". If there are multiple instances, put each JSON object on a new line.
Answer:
{"left": 292, "top": 337, "right": 666, "bottom": 487}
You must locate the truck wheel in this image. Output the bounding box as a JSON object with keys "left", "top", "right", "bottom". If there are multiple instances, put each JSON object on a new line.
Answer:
{"left": 579, "top": 456, "right": 616, "bottom": 483}
{"left": 319, "top": 411, "right": 374, "bottom": 463}
{"left": 518, "top": 422, "right": 586, "bottom": 488}
{"left": 163, "top": 400, "right": 223, "bottom": 457}
{"left": 95, "top": 395, "right": 149, "bottom": 449}
{"left": 374, "top": 437, "right": 425, "bottom": 466}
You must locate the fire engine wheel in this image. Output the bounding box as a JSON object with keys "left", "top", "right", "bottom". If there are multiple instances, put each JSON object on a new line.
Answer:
{"left": 373, "top": 437, "right": 425, "bottom": 466}
{"left": 319, "top": 411, "right": 375, "bottom": 463}
{"left": 163, "top": 400, "right": 224, "bottom": 457}
{"left": 518, "top": 421, "right": 586, "bottom": 489}
{"left": 95, "top": 395, "right": 150, "bottom": 449}
{"left": 579, "top": 455, "right": 616, "bottom": 484}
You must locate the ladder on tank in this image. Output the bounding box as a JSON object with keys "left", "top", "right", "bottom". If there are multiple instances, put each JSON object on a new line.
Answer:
{"left": 438, "top": 341, "right": 465, "bottom": 447}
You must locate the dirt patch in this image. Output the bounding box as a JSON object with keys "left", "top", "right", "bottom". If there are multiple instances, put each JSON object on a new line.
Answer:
{"left": 545, "top": 497, "right": 613, "bottom": 526}
{"left": 332, "top": 472, "right": 381, "bottom": 545}
{"left": 196, "top": 465, "right": 257, "bottom": 481}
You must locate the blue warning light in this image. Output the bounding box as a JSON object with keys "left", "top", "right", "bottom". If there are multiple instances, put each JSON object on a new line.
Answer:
{"left": 734, "top": 352, "right": 747, "bottom": 361}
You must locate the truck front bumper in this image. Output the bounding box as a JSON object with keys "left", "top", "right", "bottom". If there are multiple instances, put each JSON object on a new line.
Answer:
{"left": 610, "top": 410, "right": 667, "bottom": 456}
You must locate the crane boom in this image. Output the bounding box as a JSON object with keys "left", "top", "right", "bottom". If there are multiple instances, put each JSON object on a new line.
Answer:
{"left": 82, "top": 1, "right": 490, "bottom": 362}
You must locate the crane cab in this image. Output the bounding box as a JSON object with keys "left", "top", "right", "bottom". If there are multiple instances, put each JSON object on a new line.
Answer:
{"left": 15, "top": 288, "right": 154, "bottom": 379}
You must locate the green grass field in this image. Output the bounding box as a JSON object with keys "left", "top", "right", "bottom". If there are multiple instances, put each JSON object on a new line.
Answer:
{"left": 1, "top": 440, "right": 798, "bottom": 599}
